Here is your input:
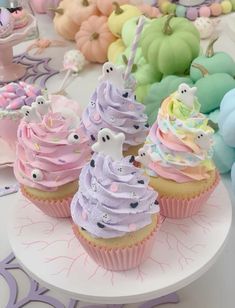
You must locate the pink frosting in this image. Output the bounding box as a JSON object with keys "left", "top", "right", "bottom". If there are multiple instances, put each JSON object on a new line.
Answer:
{"left": 14, "top": 112, "right": 91, "bottom": 191}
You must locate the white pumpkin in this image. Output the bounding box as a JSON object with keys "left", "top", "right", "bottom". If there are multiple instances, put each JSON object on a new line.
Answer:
{"left": 194, "top": 17, "right": 220, "bottom": 39}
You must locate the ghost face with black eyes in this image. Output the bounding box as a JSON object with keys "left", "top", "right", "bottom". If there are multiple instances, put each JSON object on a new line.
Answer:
{"left": 67, "top": 132, "right": 80, "bottom": 144}
{"left": 176, "top": 83, "right": 197, "bottom": 109}
{"left": 136, "top": 146, "right": 152, "bottom": 167}
{"left": 21, "top": 105, "right": 41, "bottom": 123}
{"left": 33, "top": 96, "right": 51, "bottom": 116}
{"left": 92, "top": 128, "right": 125, "bottom": 161}
{"left": 98, "top": 62, "right": 125, "bottom": 90}
{"left": 195, "top": 131, "right": 212, "bottom": 151}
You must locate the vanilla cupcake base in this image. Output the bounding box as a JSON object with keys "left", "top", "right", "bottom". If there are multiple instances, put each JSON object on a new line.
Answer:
{"left": 123, "top": 144, "right": 144, "bottom": 157}
{"left": 72, "top": 215, "right": 161, "bottom": 271}
{"left": 149, "top": 170, "right": 220, "bottom": 219}
{"left": 21, "top": 181, "right": 78, "bottom": 218}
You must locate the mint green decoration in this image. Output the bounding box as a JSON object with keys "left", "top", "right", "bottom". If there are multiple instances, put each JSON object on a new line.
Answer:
{"left": 141, "top": 15, "right": 200, "bottom": 75}
{"left": 143, "top": 75, "right": 193, "bottom": 125}
{"left": 192, "top": 64, "right": 235, "bottom": 114}
{"left": 190, "top": 37, "right": 235, "bottom": 82}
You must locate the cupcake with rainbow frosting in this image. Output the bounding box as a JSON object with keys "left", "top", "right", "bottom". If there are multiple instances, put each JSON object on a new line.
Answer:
{"left": 14, "top": 95, "right": 91, "bottom": 218}
{"left": 136, "top": 83, "right": 219, "bottom": 219}
{"left": 71, "top": 128, "right": 160, "bottom": 271}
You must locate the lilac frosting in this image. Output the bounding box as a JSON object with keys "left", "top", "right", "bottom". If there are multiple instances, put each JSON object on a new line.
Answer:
{"left": 81, "top": 81, "right": 149, "bottom": 150}
{"left": 71, "top": 153, "right": 159, "bottom": 239}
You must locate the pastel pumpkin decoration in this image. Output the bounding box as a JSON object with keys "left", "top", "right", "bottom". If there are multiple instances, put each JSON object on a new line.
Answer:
{"left": 53, "top": 4, "right": 80, "bottom": 40}
{"left": 96, "top": 0, "right": 130, "bottom": 16}
{"left": 108, "top": 38, "right": 125, "bottom": 62}
{"left": 219, "top": 89, "right": 235, "bottom": 147}
{"left": 144, "top": 75, "right": 193, "bottom": 125}
{"left": 190, "top": 37, "right": 235, "bottom": 82}
{"left": 108, "top": 2, "right": 142, "bottom": 37}
{"left": 135, "top": 84, "right": 151, "bottom": 103}
{"left": 192, "top": 64, "right": 235, "bottom": 114}
{"left": 137, "top": 4, "right": 161, "bottom": 18}
{"left": 66, "top": 0, "right": 99, "bottom": 26}
{"left": 116, "top": 47, "right": 162, "bottom": 87}
{"left": 207, "top": 109, "right": 235, "bottom": 174}
{"left": 122, "top": 16, "right": 151, "bottom": 47}
{"left": 141, "top": 15, "right": 200, "bottom": 75}
{"left": 76, "top": 15, "right": 116, "bottom": 63}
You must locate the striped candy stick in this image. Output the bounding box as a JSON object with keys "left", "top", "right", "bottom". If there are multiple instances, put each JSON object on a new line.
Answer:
{"left": 124, "top": 16, "right": 146, "bottom": 81}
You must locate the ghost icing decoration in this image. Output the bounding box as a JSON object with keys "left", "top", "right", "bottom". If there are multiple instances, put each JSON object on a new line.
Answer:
{"left": 98, "top": 62, "right": 125, "bottom": 90}
{"left": 195, "top": 131, "right": 212, "bottom": 151}
{"left": 33, "top": 96, "right": 51, "bottom": 116}
{"left": 21, "top": 105, "right": 41, "bottom": 123}
{"left": 135, "top": 145, "right": 152, "bottom": 167}
{"left": 176, "top": 83, "right": 197, "bottom": 108}
{"left": 92, "top": 128, "right": 125, "bottom": 161}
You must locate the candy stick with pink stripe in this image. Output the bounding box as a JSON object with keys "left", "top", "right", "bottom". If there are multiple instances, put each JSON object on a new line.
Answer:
{"left": 124, "top": 16, "right": 146, "bottom": 81}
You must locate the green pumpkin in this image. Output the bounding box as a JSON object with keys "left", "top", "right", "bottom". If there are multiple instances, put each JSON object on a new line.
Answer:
{"left": 135, "top": 84, "right": 151, "bottom": 103}
{"left": 193, "top": 64, "right": 235, "bottom": 114}
{"left": 190, "top": 37, "right": 235, "bottom": 82}
{"left": 141, "top": 15, "right": 200, "bottom": 75}
{"left": 122, "top": 16, "right": 151, "bottom": 47}
{"left": 115, "top": 47, "right": 162, "bottom": 87}
{"left": 143, "top": 75, "right": 193, "bottom": 125}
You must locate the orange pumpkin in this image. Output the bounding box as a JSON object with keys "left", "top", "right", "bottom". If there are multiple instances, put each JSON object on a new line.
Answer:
{"left": 137, "top": 4, "right": 161, "bottom": 18}
{"left": 67, "top": 0, "right": 99, "bottom": 26}
{"left": 53, "top": 2, "right": 80, "bottom": 40}
{"left": 96, "top": 0, "right": 130, "bottom": 16}
{"left": 76, "top": 15, "right": 116, "bottom": 63}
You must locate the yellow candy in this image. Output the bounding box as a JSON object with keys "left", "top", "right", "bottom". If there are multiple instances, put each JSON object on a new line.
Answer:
{"left": 221, "top": 1, "right": 232, "bottom": 13}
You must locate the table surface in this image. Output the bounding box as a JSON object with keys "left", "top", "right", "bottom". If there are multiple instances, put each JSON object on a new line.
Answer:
{"left": 0, "top": 11, "right": 235, "bottom": 308}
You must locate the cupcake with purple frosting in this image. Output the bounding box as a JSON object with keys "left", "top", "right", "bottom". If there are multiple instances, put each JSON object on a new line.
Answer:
{"left": 81, "top": 62, "right": 149, "bottom": 157}
{"left": 71, "top": 128, "right": 160, "bottom": 271}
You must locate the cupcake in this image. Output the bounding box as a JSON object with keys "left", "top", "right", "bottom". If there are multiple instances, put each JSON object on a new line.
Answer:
{"left": 0, "top": 82, "right": 42, "bottom": 150}
{"left": 81, "top": 62, "right": 149, "bottom": 157}
{"left": 0, "top": 7, "right": 14, "bottom": 38}
{"left": 136, "top": 83, "right": 219, "bottom": 219}
{"left": 14, "top": 96, "right": 91, "bottom": 218}
{"left": 71, "top": 128, "right": 160, "bottom": 271}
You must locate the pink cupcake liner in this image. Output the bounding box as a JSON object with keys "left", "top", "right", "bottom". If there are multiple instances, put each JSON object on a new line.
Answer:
{"left": 72, "top": 215, "right": 162, "bottom": 271}
{"left": 21, "top": 186, "right": 72, "bottom": 218}
{"left": 158, "top": 172, "right": 220, "bottom": 219}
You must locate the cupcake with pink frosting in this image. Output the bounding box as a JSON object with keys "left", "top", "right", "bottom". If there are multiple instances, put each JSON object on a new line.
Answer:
{"left": 81, "top": 62, "right": 149, "bottom": 157}
{"left": 0, "top": 82, "right": 42, "bottom": 150}
{"left": 14, "top": 96, "right": 91, "bottom": 218}
{"left": 136, "top": 84, "right": 219, "bottom": 219}
{"left": 71, "top": 128, "right": 160, "bottom": 271}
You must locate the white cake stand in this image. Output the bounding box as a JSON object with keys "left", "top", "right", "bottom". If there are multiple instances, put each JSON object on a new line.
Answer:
{"left": 0, "top": 14, "right": 36, "bottom": 83}
{"left": 7, "top": 182, "right": 232, "bottom": 304}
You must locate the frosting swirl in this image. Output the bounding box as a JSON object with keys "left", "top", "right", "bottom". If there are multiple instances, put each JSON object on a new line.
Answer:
{"left": 71, "top": 153, "right": 159, "bottom": 239}
{"left": 81, "top": 81, "right": 149, "bottom": 150}
{"left": 0, "top": 82, "right": 42, "bottom": 111}
{"left": 143, "top": 93, "right": 215, "bottom": 183}
{"left": 14, "top": 112, "right": 91, "bottom": 191}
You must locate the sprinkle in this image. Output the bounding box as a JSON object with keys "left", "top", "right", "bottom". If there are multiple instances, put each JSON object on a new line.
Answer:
{"left": 55, "top": 176, "right": 60, "bottom": 182}
{"left": 110, "top": 183, "right": 118, "bottom": 192}
{"left": 34, "top": 143, "right": 40, "bottom": 151}
{"left": 82, "top": 210, "right": 88, "bottom": 221}
{"left": 129, "top": 104, "right": 135, "bottom": 111}
{"left": 49, "top": 117, "right": 53, "bottom": 127}
{"left": 129, "top": 224, "right": 137, "bottom": 232}
{"left": 74, "top": 149, "right": 81, "bottom": 154}
{"left": 97, "top": 222, "right": 105, "bottom": 229}
{"left": 93, "top": 113, "right": 101, "bottom": 121}
{"left": 130, "top": 202, "right": 139, "bottom": 208}
{"left": 58, "top": 159, "right": 66, "bottom": 163}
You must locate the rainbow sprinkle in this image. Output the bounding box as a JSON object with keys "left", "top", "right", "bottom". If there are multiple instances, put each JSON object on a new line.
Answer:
{"left": 34, "top": 143, "right": 40, "bottom": 151}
